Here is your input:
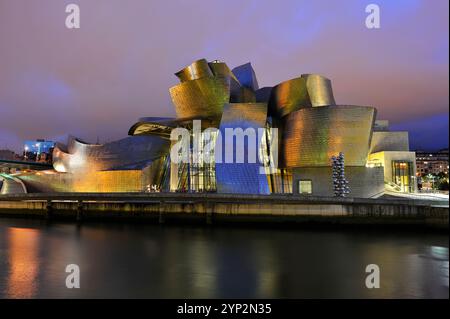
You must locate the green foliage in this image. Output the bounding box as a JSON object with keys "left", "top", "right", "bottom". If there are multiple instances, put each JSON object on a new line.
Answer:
{"left": 421, "top": 172, "right": 449, "bottom": 190}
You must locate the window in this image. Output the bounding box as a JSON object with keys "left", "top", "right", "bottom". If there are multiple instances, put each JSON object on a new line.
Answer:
{"left": 298, "top": 180, "right": 312, "bottom": 194}
{"left": 392, "top": 161, "right": 414, "bottom": 193}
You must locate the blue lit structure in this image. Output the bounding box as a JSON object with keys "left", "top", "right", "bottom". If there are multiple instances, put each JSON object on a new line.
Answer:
{"left": 24, "top": 140, "right": 55, "bottom": 155}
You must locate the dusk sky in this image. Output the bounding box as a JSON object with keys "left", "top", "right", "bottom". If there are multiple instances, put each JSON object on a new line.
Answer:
{"left": 0, "top": 0, "right": 448, "bottom": 153}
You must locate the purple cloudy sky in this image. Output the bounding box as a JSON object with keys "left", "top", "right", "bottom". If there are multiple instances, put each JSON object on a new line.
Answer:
{"left": 0, "top": 0, "right": 448, "bottom": 152}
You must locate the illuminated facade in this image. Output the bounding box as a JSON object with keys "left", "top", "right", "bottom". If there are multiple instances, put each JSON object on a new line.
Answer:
{"left": 11, "top": 59, "right": 416, "bottom": 197}
{"left": 367, "top": 120, "right": 417, "bottom": 193}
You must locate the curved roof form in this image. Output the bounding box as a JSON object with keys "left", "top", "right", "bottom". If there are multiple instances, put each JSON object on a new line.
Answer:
{"left": 269, "top": 74, "right": 336, "bottom": 117}
{"left": 175, "top": 59, "right": 214, "bottom": 82}
{"left": 169, "top": 76, "right": 230, "bottom": 119}
{"left": 282, "top": 105, "right": 376, "bottom": 167}
{"left": 170, "top": 59, "right": 263, "bottom": 120}
{"left": 53, "top": 135, "right": 169, "bottom": 173}
{"left": 128, "top": 117, "right": 178, "bottom": 138}
{"left": 129, "top": 116, "right": 221, "bottom": 137}
{"left": 303, "top": 74, "right": 336, "bottom": 107}
{"left": 269, "top": 76, "right": 310, "bottom": 117}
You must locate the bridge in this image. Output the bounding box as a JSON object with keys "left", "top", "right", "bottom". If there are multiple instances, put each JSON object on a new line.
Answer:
{"left": 0, "top": 159, "right": 52, "bottom": 171}
{"left": 0, "top": 174, "right": 27, "bottom": 194}
{"left": 0, "top": 160, "right": 52, "bottom": 195}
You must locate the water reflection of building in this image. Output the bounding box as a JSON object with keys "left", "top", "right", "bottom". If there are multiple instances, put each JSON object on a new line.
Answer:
{"left": 6, "top": 227, "right": 40, "bottom": 298}
{"left": 15, "top": 59, "right": 416, "bottom": 197}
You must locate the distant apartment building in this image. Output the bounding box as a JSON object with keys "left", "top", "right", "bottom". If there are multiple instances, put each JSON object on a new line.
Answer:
{"left": 0, "top": 149, "right": 16, "bottom": 160}
{"left": 416, "top": 149, "right": 449, "bottom": 176}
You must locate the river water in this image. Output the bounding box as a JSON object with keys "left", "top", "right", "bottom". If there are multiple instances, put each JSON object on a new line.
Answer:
{"left": 0, "top": 218, "right": 448, "bottom": 299}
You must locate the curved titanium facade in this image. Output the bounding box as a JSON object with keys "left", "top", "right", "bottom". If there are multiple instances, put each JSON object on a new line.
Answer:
{"left": 303, "top": 74, "right": 336, "bottom": 107}
{"left": 175, "top": 59, "right": 213, "bottom": 82}
{"left": 215, "top": 103, "right": 270, "bottom": 194}
{"left": 208, "top": 61, "right": 250, "bottom": 103}
{"left": 170, "top": 60, "right": 265, "bottom": 119}
{"left": 128, "top": 117, "right": 183, "bottom": 138}
{"left": 269, "top": 74, "right": 336, "bottom": 117}
{"left": 169, "top": 76, "right": 230, "bottom": 119}
{"left": 208, "top": 61, "right": 240, "bottom": 84}
{"left": 269, "top": 77, "right": 310, "bottom": 117}
{"left": 282, "top": 106, "right": 376, "bottom": 167}
{"left": 53, "top": 135, "right": 169, "bottom": 173}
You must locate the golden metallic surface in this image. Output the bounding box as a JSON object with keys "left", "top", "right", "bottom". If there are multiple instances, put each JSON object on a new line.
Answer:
{"left": 169, "top": 76, "right": 230, "bottom": 118}
{"left": 219, "top": 102, "right": 268, "bottom": 126}
{"left": 303, "top": 74, "right": 336, "bottom": 107}
{"left": 269, "top": 77, "right": 310, "bottom": 117}
{"left": 175, "top": 59, "right": 213, "bottom": 82}
{"left": 208, "top": 61, "right": 246, "bottom": 103}
{"left": 170, "top": 59, "right": 263, "bottom": 119}
{"left": 208, "top": 61, "right": 240, "bottom": 84}
{"left": 18, "top": 169, "right": 145, "bottom": 193}
{"left": 282, "top": 105, "right": 376, "bottom": 167}
{"left": 269, "top": 74, "right": 336, "bottom": 117}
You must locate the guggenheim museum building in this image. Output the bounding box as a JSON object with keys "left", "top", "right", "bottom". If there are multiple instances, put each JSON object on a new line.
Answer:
{"left": 17, "top": 59, "right": 417, "bottom": 198}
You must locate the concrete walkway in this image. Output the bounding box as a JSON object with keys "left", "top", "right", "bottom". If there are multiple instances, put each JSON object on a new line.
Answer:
{"left": 0, "top": 174, "right": 27, "bottom": 195}
{"left": 385, "top": 190, "right": 449, "bottom": 202}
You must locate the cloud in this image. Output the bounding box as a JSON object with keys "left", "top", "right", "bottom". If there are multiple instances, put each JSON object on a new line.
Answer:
{"left": 0, "top": 0, "right": 448, "bottom": 151}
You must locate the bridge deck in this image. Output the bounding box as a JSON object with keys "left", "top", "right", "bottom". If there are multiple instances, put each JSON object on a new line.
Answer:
{"left": 0, "top": 174, "right": 27, "bottom": 195}
{"left": 0, "top": 159, "right": 52, "bottom": 170}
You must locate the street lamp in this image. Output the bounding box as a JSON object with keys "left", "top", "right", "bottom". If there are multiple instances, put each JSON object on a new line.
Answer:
{"left": 426, "top": 173, "right": 435, "bottom": 191}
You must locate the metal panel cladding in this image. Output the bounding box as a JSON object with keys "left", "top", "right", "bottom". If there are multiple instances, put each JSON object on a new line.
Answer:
{"left": 52, "top": 135, "right": 169, "bottom": 173}
{"left": 303, "top": 74, "right": 336, "bottom": 107}
{"left": 269, "top": 74, "right": 336, "bottom": 117}
{"left": 282, "top": 105, "right": 376, "bottom": 167}
{"left": 215, "top": 103, "right": 270, "bottom": 194}
{"left": 169, "top": 76, "right": 230, "bottom": 119}
{"left": 175, "top": 59, "right": 214, "bottom": 82}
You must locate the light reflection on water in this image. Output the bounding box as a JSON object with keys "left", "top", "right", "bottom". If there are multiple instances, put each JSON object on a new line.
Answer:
{"left": 0, "top": 218, "right": 448, "bottom": 299}
{"left": 5, "top": 227, "right": 40, "bottom": 298}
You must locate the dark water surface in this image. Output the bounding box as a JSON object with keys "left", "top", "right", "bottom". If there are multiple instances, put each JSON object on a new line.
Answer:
{"left": 0, "top": 218, "right": 448, "bottom": 299}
